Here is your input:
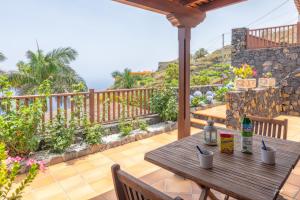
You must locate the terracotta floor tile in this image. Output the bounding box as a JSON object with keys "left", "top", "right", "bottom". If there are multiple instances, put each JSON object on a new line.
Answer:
{"left": 151, "top": 180, "right": 166, "bottom": 192}
{"left": 91, "top": 190, "right": 117, "bottom": 200}
{"left": 295, "top": 190, "right": 300, "bottom": 199}
{"left": 58, "top": 175, "right": 86, "bottom": 191}
{"left": 292, "top": 167, "right": 300, "bottom": 176}
{"left": 141, "top": 169, "right": 173, "bottom": 185}
{"left": 89, "top": 176, "right": 114, "bottom": 194}
{"left": 167, "top": 192, "right": 193, "bottom": 200}
{"left": 31, "top": 182, "right": 66, "bottom": 200}
{"left": 30, "top": 175, "right": 56, "bottom": 189}
{"left": 165, "top": 175, "right": 193, "bottom": 194}
{"left": 281, "top": 183, "right": 300, "bottom": 198}
{"left": 73, "top": 162, "right": 95, "bottom": 173}
{"left": 50, "top": 166, "right": 78, "bottom": 181}
{"left": 287, "top": 174, "right": 300, "bottom": 187}
{"left": 65, "top": 184, "right": 97, "bottom": 200}
{"left": 81, "top": 166, "right": 111, "bottom": 184}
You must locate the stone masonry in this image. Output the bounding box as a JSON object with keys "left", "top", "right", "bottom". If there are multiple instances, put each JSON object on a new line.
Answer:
{"left": 225, "top": 87, "right": 282, "bottom": 130}
{"left": 231, "top": 28, "right": 300, "bottom": 118}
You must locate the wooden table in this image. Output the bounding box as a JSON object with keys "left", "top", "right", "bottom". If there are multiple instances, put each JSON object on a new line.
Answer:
{"left": 144, "top": 130, "right": 300, "bottom": 200}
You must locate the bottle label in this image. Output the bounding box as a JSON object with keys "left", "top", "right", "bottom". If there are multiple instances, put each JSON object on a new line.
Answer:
{"left": 241, "top": 136, "right": 253, "bottom": 153}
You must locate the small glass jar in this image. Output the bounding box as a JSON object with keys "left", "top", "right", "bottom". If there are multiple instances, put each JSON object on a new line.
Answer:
{"left": 203, "top": 120, "right": 218, "bottom": 146}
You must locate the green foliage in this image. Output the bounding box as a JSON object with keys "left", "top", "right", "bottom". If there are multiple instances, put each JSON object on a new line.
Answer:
{"left": 193, "top": 48, "right": 208, "bottom": 60}
{"left": 138, "top": 120, "right": 148, "bottom": 131}
{"left": 136, "top": 76, "right": 155, "bottom": 87}
{"left": 118, "top": 120, "right": 133, "bottom": 137}
{"left": 0, "top": 143, "right": 41, "bottom": 200}
{"left": 214, "top": 87, "right": 229, "bottom": 102}
{"left": 191, "top": 75, "right": 210, "bottom": 86}
{"left": 233, "top": 64, "right": 256, "bottom": 79}
{"left": 150, "top": 87, "right": 178, "bottom": 121}
{"left": 47, "top": 113, "right": 75, "bottom": 153}
{"left": 8, "top": 46, "right": 86, "bottom": 95}
{"left": 82, "top": 116, "right": 104, "bottom": 145}
{"left": 0, "top": 52, "right": 6, "bottom": 62}
{"left": 165, "top": 63, "right": 179, "bottom": 87}
{"left": 112, "top": 68, "right": 135, "bottom": 89}
{"left": 190, "top": 96, "right": 208, "bottom": 107}
{"left": 0, "top": 77, "right": 50, "bottom": 156}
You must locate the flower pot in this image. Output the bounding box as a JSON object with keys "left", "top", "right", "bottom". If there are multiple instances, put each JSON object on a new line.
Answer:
{"left": 235, "top": 79, "right": 256, "bottom": 90}
{"left": 258, "top": 78, "right": 276, "bottom": 88}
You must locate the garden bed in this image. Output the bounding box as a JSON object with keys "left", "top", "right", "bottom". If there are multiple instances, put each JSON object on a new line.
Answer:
{"left": 19, "top": 121, "right": 177, "bottom": 173}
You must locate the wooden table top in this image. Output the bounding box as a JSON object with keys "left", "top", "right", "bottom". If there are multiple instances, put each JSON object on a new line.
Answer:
{"left": 144, "top": 130, "right": 300, "bottom": 200}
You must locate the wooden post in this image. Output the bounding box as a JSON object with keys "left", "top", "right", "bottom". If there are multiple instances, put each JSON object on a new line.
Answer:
{"left": 297, "top": 22, "right": 300, "bottom": 44}
{"left": 89, "top": 89, "right": 95, "bottom": 123}
{"left": 178, "top": 27, "right": 191, "bottom": 140}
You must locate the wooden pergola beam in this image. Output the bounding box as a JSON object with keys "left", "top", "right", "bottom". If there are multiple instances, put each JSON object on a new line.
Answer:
{"left": 114, "top": 0, "right": 206, "bottom": 27}
{"left": 198, "top": 0, "right": 246, "bottom": 12}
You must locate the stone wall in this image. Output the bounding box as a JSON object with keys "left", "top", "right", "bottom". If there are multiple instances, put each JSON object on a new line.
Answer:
{"left": 225, "top": 88, "right": 282, "bottom": 130}
{"left": 231, "top": 28, "right": 300, "bottom": 116}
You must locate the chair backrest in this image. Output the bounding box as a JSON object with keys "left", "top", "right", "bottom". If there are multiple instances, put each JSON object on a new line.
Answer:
{"left": 111, "top": 164, "right": 183, "bottom": 200}
{"left": 248, "top": 116, "right": 288, "bottom": 140}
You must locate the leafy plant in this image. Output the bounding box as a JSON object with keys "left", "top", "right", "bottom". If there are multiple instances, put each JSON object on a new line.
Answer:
{"left": 82, "top": 115, "right": 104, "bottom": 145}
{"left": 233, "top": 64, "right": 256, "bottom": 79}
{"left": 150, "top": 87, "right": 178, "bottom": 121}
{"left": 47, "top": 114, "right": 75, "bottom": 153}
{"left": 215, "top": 87, "right": 229, "bottom": 102}
{"left": 165, "top": 63, "right": 179, "bottom": 87}
{"left": 0, "top": 77, "right": 50, "bottom": 156}
{"left": 138, "top": 120, "right": 148, "bottom": 131}
{"left": 118, "top": 120, "right": 133, "bottom": 137}
{"left": 263, "top": 72, "right": 272, "bottom": 78}
{"left": 0, "top": 143, "right": 44, "bottom": 200}
{"left": 191, "top": 75, "right": 210, "bottom": 86}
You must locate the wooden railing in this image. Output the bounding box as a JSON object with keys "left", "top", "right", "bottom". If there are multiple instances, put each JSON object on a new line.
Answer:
{"left": 247, "top": 23, "right": 300, "bottom": 49}
{"left": 0, "top": 88, "right": 155, "bottom": 125}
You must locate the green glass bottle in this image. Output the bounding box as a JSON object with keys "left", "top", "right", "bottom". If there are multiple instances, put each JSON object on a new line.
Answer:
{"left": 241, "top": 114, "right": 253, "bottom": 154}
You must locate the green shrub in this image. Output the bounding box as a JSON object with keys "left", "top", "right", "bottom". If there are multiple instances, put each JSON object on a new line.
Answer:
{"left": 47, "top": 114, "right": 75, "bottom": 153}
{"left": 215, "top": 87, "right": 229, "bottom": 102}
{"left": 150, "top": 87, "right": 178, "bottom": 121}
{"left": 138, "top": 120, "right": 148, "bottom": 131}
{"left": 85, "top": 124, "right": 104, "bottom": 145}
{"left": 0, "top": 77, "right": 50, "bottom": 156}
{"left": 119, "top": 120, "right": 133, "bottom": 137}
{"left": 191, "top": 75, "right": 210, "bottom": 86}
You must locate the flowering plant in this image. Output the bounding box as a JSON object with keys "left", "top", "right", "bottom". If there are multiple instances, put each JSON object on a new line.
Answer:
{"left": 233, "top": 64, "right": 257, "bottom": 79}
{"left": 0, "top": 143, "right": 45, "bottom": 199}
{"left": 263, "top": 72, "right": 272, "bottom": 78}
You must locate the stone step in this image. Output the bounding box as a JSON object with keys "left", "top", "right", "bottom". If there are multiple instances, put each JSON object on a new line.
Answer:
{"left": 190, "top": 118, "right": 226, "bottom": 129}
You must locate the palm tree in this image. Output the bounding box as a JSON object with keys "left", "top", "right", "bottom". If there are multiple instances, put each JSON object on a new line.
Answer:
{"left": 111, "top": 68, "right": 135, "bottom": 89}
{"left": 0, "top": 52, "right": 5, "bottom": 62}
{"left": 8, "top": 47, "right": 87, "bottom": 95}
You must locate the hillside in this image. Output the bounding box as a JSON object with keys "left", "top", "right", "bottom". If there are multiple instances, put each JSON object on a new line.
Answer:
{"left": 153, "top": 45, "right": 232, "bottom": 86}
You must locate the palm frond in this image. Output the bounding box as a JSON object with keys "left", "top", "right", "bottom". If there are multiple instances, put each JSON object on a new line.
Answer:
{"left": 0, "top": 52, "right": 6, "bottom": 62}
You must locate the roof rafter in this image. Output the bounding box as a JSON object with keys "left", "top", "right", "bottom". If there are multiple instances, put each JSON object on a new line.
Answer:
{"left": 113, "top": 0, "right": 206, "bottom": 27}
{"left": 198, "top": 0, "right": 245, "bottom": 12}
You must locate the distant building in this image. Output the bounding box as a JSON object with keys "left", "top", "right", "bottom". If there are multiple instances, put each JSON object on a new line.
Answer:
{"left": 129, "top": 71, "right": 153, "bottom": 76}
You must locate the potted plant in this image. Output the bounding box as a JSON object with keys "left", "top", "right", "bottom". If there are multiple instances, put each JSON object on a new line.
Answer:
{"left": 233, "top": 64, "right": 257, "bottom": 90}
{"left": 258, "top": 72, "right": 276, "bottom": 87}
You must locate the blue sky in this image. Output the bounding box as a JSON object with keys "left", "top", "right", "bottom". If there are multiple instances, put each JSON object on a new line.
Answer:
{"left": 0, "top": 0, "right": 298, "bottom": 89}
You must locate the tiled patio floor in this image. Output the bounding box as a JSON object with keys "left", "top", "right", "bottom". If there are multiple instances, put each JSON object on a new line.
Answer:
{"left": 19, "top": 123, "right": 300, "bottom": 200}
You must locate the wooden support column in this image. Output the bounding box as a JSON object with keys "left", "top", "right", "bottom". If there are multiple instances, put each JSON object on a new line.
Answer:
{"left": 178, "top": 27, "right": 191, "bottom": 140}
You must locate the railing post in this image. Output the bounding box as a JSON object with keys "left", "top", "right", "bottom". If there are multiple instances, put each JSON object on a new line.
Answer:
{"left": 297, "top": 22, "right": 300, "bottom": 43}
{"left": 89, "top": 89, "right": 95, "bottom": 123}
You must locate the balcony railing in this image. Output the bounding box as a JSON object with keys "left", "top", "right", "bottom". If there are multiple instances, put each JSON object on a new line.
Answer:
{"left": 0, "top": 87, "right": 155, "bottom": 126}
{"left": 247, "top": 23, "right": 300, "bottom": 49}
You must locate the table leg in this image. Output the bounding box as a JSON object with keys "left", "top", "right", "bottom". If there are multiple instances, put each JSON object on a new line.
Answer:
{"left": 199, "top": 187, "right": 209, "bottom": 200}
{"left": 198, "top": 184, "right": 221, "bottom": 200}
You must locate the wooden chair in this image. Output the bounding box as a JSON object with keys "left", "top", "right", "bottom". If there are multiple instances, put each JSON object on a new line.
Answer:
{"left": 111, "top": 164, "right": 183, "bottom": 200}
{"left": 248, "top": 116, "right": 288, "bottom": 140}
